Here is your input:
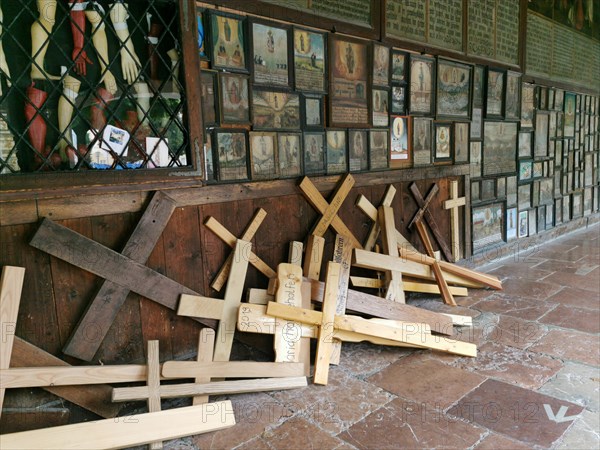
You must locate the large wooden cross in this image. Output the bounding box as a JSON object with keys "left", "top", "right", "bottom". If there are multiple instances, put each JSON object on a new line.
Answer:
{"left": 443, "top": 180, "right": 466, "bottom": 262}
{"left": 63, "top": 191, "right": 177, "bottom": 361}
{"left": 409, "top": 183, "right": 453, "bottom": 262}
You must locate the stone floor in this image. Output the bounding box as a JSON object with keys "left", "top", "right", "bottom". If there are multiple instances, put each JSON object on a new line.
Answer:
{"left": 167, "top": 223, "right": 600, "bottom": 450}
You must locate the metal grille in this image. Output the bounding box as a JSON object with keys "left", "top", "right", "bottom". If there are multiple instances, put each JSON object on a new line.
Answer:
{"left": 0, "top": 0, "right": 189, "bottom": 173}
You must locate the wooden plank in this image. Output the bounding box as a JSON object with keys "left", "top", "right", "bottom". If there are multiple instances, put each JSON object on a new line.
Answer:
{"left": 442, "top": 313, "right": 473, "bottom": 327}
{"left": 309, "top": 173, "right": 355, "bottom": 237}
{"left": 443, "top": 180, "right": 466, "bottom": 262}
{"left": 274, "top": 263, "right": 304, "bottom": 363}
{"left": 303, "top": 234, "right": 325, "bottom": 280}
{"left": 29, "top": 218, "right": 217, "bottom": 328}
{"left": 314, "top": 262, "right": 341, "bottom": 386}
{"left": 63, "top": 191, "right": 177, "bottom": 361}
{"left": 161, "top": 361, "right": 306, "bottom": 379}
{"left": 408, "top": 183, "right": 439, "bottom": 229}
{"left": 358, "top": 185, "right": 396, "bottom": 251}
{"left": 113, "top": 377, "right": 308, "bottom": 402}
{"left": 204, "top": 216, "right": 276, "bottom": 280}
{"left": 0, "top": 200, "right": 38, "bottom": 226}
{"left": 211, "top": 208, "right": 267, "bottom": 292}
{"left": 379, "top": 206, "right": 405, "bottom": 303}
{"left": 146, "top": 341, "right": 163, "bottom": 450}
{"left": 349, "top": 276, "right": 469, "bottom": 296}
{"left": 11, "top": 337, "right": 120, "bottom": 418}
{"left": 266, "top": 302, "right": 476, "bottom": 357}
{"left": 247, "top": 288, "right": 274, "bottom": 305}
{"left": 288, "top": 241, "right": 303, "bottom": 267}
{"left": 330, "top": 234, "right": 354, "bottom": 365}
{"left": 415, "top": 221, "right": 456, "bottom": 306}
{"left": 0, "top": 266, "right": 25, "bottom": 414}
{"left": 308, "top": 279, "right": 455, "bottom": 336}
{"left": 353, "top": 248, "right": 482, "bottom": 288}
{"left": 0, "top": 401, "right": 236, "bottom": 450}
{"left": 213, "top": 240, "right": 251, "bottom": 362}
{"left": 178, "top": 295, "right": 224, "bottom": 321}
{"left": 0, "top": 365, "right": 150, "bottom": 388}
{"left": 298, "top": 177, "right": 362, "bottom": 249}
{"left": 193, "top": 328, "right": 215, "bottom": 405}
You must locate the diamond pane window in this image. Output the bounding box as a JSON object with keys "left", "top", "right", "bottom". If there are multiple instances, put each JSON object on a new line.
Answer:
{"left": 0, "top": 0, "right": 190, "bottom": 173}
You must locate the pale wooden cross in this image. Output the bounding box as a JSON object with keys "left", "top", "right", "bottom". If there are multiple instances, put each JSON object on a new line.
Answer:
{"left": 378, "top": 205, "right": 405, "bottom": 303}
{"left": 443, "top": 180, "right": 466, "bottom": 262}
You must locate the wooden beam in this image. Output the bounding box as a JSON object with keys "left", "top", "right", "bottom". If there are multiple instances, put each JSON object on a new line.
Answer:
{"left": 274, "top": 264, "right": 304, "bottom": 363}
{"left": 443, "top": 181, "right": 466, "bottom": 262}
{"left": 161, "top": 361, "right": 305, "bottom": 379}
{"left": 211, "top": 208, "right": 267, "bottom": 292}
{"left": 63, "top": 191, "right": 177, "bottom": 361}
{"left": 309, "top": 173, "right": 355, "bottom": 237}
{"left": 0, "top": 266, "right": 25, "bottom": 415}
{"left": 247, "top": 288, "right": 274, "bottom": 304}
{"left": 303, "top": 234, "right": 325, "bottom": 280}
{"left": 146, "top": 341, "right": 163, "bottom": 450}
{"left": 288, "top": 241, "right": 304, "bottom": 267}
{"left": 298, "top": 176, "right": 362, "bottom": 249}
{"left": 29, "top": 219, "right": 217, "bottom": 328}
{"left": 266, "top": 302, "right": 477, "bottom": 357}
{"left": 204, "top": 217, "right": 276, "bottom": 280}
{"left": 349, "top": 276, "right": 469, "bottom": 296}
{"left": 379, "top": 206, "right": 405, "bottom": 303}
{"left": 408, "top": 183, "right": 439, "bottom": 229}
{"left": 112, "top": 377, "right": 308, "bottom": 402}
{"left": 0, "top": 401, "right": 236, "bottom": 450}
{"left": 10, "top": 337, "right": 120, "bottom": 418}
{"left": 178, "top": 295, "right": 224, "bottom": 320}
{"left": 193, "top": 328, "right": 215, "bottom": 405}
{"left": 314, "top": 262, "right": 341, "bottom": 385}
{"left": 357, "top": 185, "right": 396, "bottom": 251}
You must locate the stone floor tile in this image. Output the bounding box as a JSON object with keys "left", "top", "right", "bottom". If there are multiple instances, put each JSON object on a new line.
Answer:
{"left": 450, "top": 342, "right": 563, "bottom": 389}
{"left": 367, "top": 357, "right": 486, "bottom": 410}
{"left": 528, "top": 329, "right": 600, "bottom": 366}
{"left": 269, "top": 366, "right": 393, "bottom": 434}
{"left": 409, "top": 298, "right": 481, "bottom": 318}
{"left": 474, "top": 432, "right": 533, "bottom": 449}
{"left": 338, "top": 341, "right": 412, "bottom": 378}
{"left": 233, "top": 436, "right": 272, "bottom": 450}
{"left": 260, "top": 416, "right": 346, "bottom": 449}
{"left": 491, "top": 314, "right": 548, "bottom": 350}
{"left": 554, "top": 410, "right": 600, "bottom": 450}
{"left": 488, "top": 263, "right": 555, "bottom": 281}
{"left": 539, "top": 363, "right": 600, "bottom": 411}
{"left": 539, "top": 304, "right": 600, "bottom": 334}
{"left": 498, "top": 278, "right": 563, "bottom": 301}
{"left": 191, "top": 392, "right": 292, "bottom": 450}
{"left": 448, "top": 379, "right": 584, "bottom": 448}
{"left": 532, "top": 249, "right": 586, "bottom": 263}
{"left": 541, "top": 271, "right": 600, "bottom": 293}
{"left": 545, "top": 286, "right": 600, "bottom": 310}
{"left": 338, "top": 399, "right": 486, "bottom": 450}
{"left": 531, "top": 259, "right": 585, "bottom": 274}
{"left": 473, "top": 293, "right": 558, "bottom": 321}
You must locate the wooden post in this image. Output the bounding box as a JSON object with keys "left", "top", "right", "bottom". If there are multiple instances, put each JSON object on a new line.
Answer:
{"left": 147, "top": 340, "right": 163, "bottom": 450}
{"left": 443, "top": 180, "right": 466, "bottom": 262}
{"left": 193, "top": 328, "right": 215, "bottom": 405}
{"left": 378, "top": 206, "right": 405, "bottom": 303}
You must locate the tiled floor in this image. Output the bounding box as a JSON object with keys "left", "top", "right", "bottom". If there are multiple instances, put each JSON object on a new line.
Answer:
{"left": 169, "top": 223, "right": 600, "bottom": 449}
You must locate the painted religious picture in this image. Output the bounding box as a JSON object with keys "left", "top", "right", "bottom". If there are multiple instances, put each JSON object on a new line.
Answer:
{"left": 219, "top": 73, "right": 249, "bottom": 124}
{"left": 471, "top": 107, "right": 483, "bottom": 140}
{"left": 482, "top": 121, "right": 518, "bottom": 176}
{"left": 372, "top": 89, "right": 390, "bottom": 127}
{"left": 329, "top": 35, "right": 369, "bottom": 126}
{"left": 303, "top": 132, "right": 326, "bottom": 175}
{"left": 518, "top": 132, "right": 532, "bottom": 159}
{"left": 470, "top": 141, "right": 482, "bottom": 178}
{"left": 519, "top": 160, "right": 533, "bottom": 182}
{"left": 214, "top": 130, "right": 248, "bottom": 181}
{"left": 454, "top": 122, "right": 469, "bottom": 164}
{"left": 436, "top": 59, "right": 472, "bottom": 119}
{"left": 210, "top": 12, "right": 247, "bottom": 72}
{"left": 293, "top": 28, "right": 326, "bottom": 92}
{"left": 326, "top": 130, "right": 348, "bottom": 174}
{"left": 521, "top": 83, "right": 535, "bottom": 128}
{"left": 563, "top": 92, "right": 576, "bottom": 137}
{"left": 252, "top": 90, "right": 300, "bottom": 130}
{"left": 369, "top": 130, "right": 389, "bottom": 170}
{"left": 277, "top": 133, "right": 302, "bottom": 178}
{"left": 412, "top": 117, "right": 432, "bottom": 167}
{"left": 534, "top": 112, "right": 549, "bottom": 157}
{"left": 505, "top": 71, "right": 521, "bottom": 120}
{"left": 390, "top": 115, "right": 410, "bottom": 167}
{"left": 391, "top": 49, "right": 408, "bottom": 83}
{"left": 409, "top": 55, "right": 436, "bottom": 116}
{"left": 485, "top": 68, "right": 506, "bottom": 119}
{"left": 518, "top": 210, "right": 528, "bottom": 238}
{"left": 473, "top": 65, "right": 485, "bottom": 109}
{"left": 197, "top": 8, "right": 207, "bottom": 60}
{"left": 348, "top": 130, "right": 369, "bottom": 172}
{"left": 372, "top": 44, "right": 390, "bottom": 87}
{"left": 251, "top": 21, "right": 291, "bottom": 87}
{"left": 391, "top": 86, "right": 406, "bottom": 114}
{"left": 303, "top": 95, "right": 324, "bottom": 129}
{"left": 472, "top": 203, "right": 504, "bottom": 252}
{"left": 249, "top": 131, "right": 278, "bottom": 180}
{"left": 433, "top": 122, "right": 452, "bottom": 163}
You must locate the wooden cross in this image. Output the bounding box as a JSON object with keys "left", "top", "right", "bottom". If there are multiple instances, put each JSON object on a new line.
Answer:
{"left": 444, "top": 180, "right": 466, "bottom": 262}
{"left": 378, "top": 205, "right": 405, "bottom": 303}
{"left": 204, "top": 216, "right": 276, "bottom": 281}
{"left": 30, "top": 218, "right": 217, "bottom": 328}
{"left": 408, "top": 183, "right": 454, "bottom": 262}
{"left": 63, "top": 191, "right": 177, "bottom": 361}
{"left": 209, "top": 208, "right": 269, "bottom": 292}
{"left": 145, "top": 340, "right": 163, "bottom": 449}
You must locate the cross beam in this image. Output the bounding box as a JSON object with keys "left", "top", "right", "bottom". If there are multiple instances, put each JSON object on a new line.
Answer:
{"left": 443, "top": 180, "right": 466, "bottom": 262}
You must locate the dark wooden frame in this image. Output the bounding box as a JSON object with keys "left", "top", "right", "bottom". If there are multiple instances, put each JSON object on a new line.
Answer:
{"left": 390, "top": 115, "right": 412, "bottom": 168}
{"left": 277, "top": 132, "right": 303, "bottom": 179}
{"left": 519, "top": 159, "right": 534, "bottom": 183}
{"left": 472, "top": 202, "right": 505, "bottom": 253}
{"left": 209, "top": 9, "right": 249, "bottom": 73}
{"left": 325, "top": 129, "right": 348, "bottom": 175}
{"left": 249, "top": 131, "right": 279, "bottom": 180}
{"left": 251, "top": 88, "right": 301, "bottom": 131}
{"left": 303, "top": 131, "right": 326, "bottom": 176}
{"left": 200, "top": 70, "right": 219, "bottom": 127}
{"left": 391, "top": 49, "right": 409, "bottom": 84}
{"left": 302, "top": 94, "right": 325, "bottom": 130}
{"left": 372, "top": 88, "right": 391, "bottom": 126}
{"left": 372, "top": 43, "right": 391, "bottom": 88}
{"left": 412, "top": 117, "right": 433, "bottom": 167}
{"left": 214, "top": 128, "right": 249, "bottom": 182}
{"left": 292, "top": 26, "right": 328, "bottom": 93}
{"left": 348, "top": 129, "right": 370, "bottom": 173}
{"left": 482, "top": 120, "right": 518, "bottom": 176}
{"left": 433, "top": 121, "right": 453, "bottom": 164}
{"left": 435, "top": 58, "right": 473, "bottom": 120}
{"left": 485, "top": 67, "right": 507, "bottom": 119}
{"left": 408, "top": 54, "right": 436, "bottom": 116}
{"left": 368, "top": 129, "right": 390, "bottom": 171}
{"left": 453, "top": 122, "right": 470, "bottom": 164}
{"left": 218, "top": 72, "right": 251, "bottom": 125}
{"left": 505, "top": 70, "right": 522, "bottom": 121}
{"left": 249, "top": 18, "right": 293, "bottom": 89}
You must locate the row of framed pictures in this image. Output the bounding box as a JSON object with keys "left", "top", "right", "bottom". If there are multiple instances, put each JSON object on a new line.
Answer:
{"left": 472, "top": 187, "right": 600, "bottom": 253}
